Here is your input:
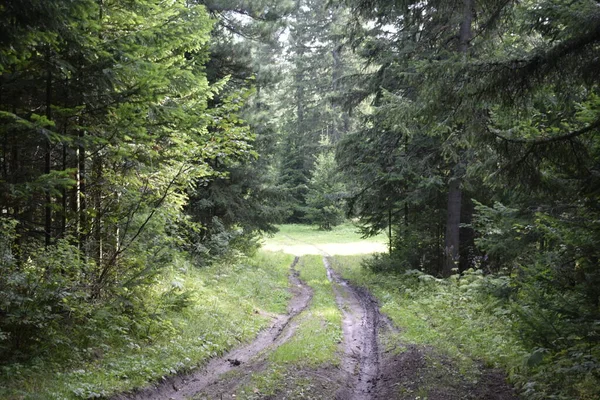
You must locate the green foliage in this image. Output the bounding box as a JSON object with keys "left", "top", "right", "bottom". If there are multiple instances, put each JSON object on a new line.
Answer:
{"left": 0, "top": 219, "right": 90, "bottom": 360}
{"left": 0, "top": 251, "right": 294, "bottom": 399}
{"left": 471, "top": 200, "right": 539, "bottom": 273}
{"left": 472, "top": 196, "right": 600, "bottom": 397}
{"left": 333, "top": 255, "right": 527, "bottom": 385}
{"left": 347, "top": 256, "right": 524, "bottom": 362}
{"left": 0, "top": 0, "right": 283, "bottom": 387}
{"left": 304, "top": 144, "right": 347, "bottom": 230}
{"left": 272, "top": 0, "right": 360, "bottom": 223}
{"left": 341, "top": 243, "right": 600, "bottom": 400}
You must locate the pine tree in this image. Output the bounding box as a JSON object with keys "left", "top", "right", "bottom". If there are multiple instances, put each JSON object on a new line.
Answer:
{"left": 275, "top": 0, "right": 359, "bottom": 222}
{"left": 305, "top": 138, "right": 346, "bottom": 230}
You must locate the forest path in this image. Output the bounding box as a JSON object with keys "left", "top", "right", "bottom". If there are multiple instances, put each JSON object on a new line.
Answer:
{"left": 114, "top": 228, "right": 519, "bottom": 400}
{"left": 263, "top": 233, "right": 388, "bottom": 399}
{"left": 258, "top": 231, "right": 520, "bottom": 400}
{"left": 324, "top": 255, "right": 382, "bottom": 400}
{"left": 112, "top": 257, "right": 313, "bottom": 400}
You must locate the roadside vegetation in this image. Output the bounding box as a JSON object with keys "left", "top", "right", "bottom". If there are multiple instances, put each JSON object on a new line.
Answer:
{"left": 0, "top": 252, "right": 293, "bottom": 399}
{"left": 332, "top": 255, "right": 600, "bottom": 400}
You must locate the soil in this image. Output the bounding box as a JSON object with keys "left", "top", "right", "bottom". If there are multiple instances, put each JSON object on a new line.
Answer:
{"left": 112, "top": 249, "right": 520, "bottom": 400}
{"left": 376, "top": 344, "right": 520, "bottom": 400}
{"left": 112, "top": 257, "right": 312, "bottom": 400}
{"left": 324, "top": 256, "right": 380, "bottom": 400}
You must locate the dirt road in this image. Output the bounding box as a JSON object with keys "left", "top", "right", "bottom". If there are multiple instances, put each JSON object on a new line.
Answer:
{"left": 113, "top": 239, "right": 519, "bottom": 400}
{"left": 113, "top": 257, "right": 312, "bottom": 400}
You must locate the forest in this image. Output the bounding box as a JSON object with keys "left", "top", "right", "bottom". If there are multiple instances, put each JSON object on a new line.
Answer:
{"left": 1, "top": 0, "right": 599, "bottom": 399}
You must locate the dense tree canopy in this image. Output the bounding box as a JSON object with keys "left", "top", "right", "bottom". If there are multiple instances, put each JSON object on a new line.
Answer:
{"left": 1, "top": 0, "right": 600, "bottom": 398}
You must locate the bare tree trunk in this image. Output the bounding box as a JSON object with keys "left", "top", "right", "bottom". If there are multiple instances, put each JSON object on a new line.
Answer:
{"left": 77, "top": 128, "right": 86, "bottom": 252}
{"left": 93, "top": 157, "right": 103, "bottom": 267}
{"left": 459, "top": 0, "right": 473, "bottom": 58}
{"left": 443, "top": 0, "right": 472, "bottom": 276}
{"left": 444, "top": 177, "right": 462, "bottom": 276}
{"left": 60, "top": 78, "right": 69, "bottom": 238}
{"left": 388, "top": 205, "right": 393, "bottom": 254}
{"left": 331, "top": 43, "right": 342, "bottom": 141}
{"left": 44, "top": 50, "right": 53, "bottom": 247}
{"left": 60, "top": 145, "right": 67, "bottom": 236}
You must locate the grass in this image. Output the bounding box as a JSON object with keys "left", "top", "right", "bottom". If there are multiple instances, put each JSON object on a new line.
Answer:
{"left": 266, "top": 223, "right": 386, "bottom": 245}
{"left": 234, "top": 254, "right": 343, "bottom": 399}
{"left": 262, "top": 223, "right": 387, "bottom": 256}
{"left": 0, "top": 252, "right": 294, "bottom": 400}
{"left": 330, "top": 255, "right": 527, "bottom": 379}
{"left": 269, "top": 255, "right": 342, "bottom": 365}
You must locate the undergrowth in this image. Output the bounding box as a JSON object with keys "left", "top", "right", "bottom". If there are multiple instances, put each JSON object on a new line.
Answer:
{"left": 332, "top": 255, "right": 600, "bottom": 400}
{"left": 0, "top": 251, "right": 293, "bottom": 399}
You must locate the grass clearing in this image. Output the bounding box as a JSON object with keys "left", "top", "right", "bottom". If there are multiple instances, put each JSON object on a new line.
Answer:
{"left": 0, "top": 252, "right": 294, "bottom": 400}
{"left": 262, "top": 223, "right": 387, "bottom": 255}
{"left": 331, "top": 255, "right": 527, "bottom": 381}
{"left": 235, "top": 254, "right": 343, "bottom": 399}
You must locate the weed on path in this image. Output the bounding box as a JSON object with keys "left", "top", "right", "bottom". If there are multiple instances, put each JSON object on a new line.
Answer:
{"left": 113, "top": 257, "right": 312, "bottom": 400}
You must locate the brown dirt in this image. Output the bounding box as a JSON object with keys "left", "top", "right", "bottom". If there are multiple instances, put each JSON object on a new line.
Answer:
{"left": 375, "top": 344, "right": 520, "bottom": 400}
{"left": 112, "top": 257, "right": 312, "bottom": 400}
{"left": 323, "top": 254, "right": 519, "bottom": 400}
{"left": 323, "top": 256, "right": 381, "bottom": 400}
{"left": 112, "top": 246, "right": 520, "bottom": 400}
{"left": 252, "top": 364, "right": 345, "bottom": 400}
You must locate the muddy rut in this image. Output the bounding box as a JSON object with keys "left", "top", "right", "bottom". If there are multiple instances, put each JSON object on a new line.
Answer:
{"left": 112, "top": 257, "right": 312, "bottom": 400}
{"left": 323, "top": 256, "right": 381, "bottom": 400}
{"left": 113, "top": 248, "right": 519, "bottom": 400}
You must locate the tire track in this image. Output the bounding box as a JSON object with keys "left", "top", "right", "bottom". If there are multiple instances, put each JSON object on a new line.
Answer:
{"left": 112, "top": 257, "right": 312, "bottom": 400}
{"left": 323, "top": 256, "right": 381, "bottom": 400}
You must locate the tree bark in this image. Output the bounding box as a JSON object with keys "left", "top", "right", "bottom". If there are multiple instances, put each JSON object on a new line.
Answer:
{"left": 44, "top": 50, "right": 53, "bottom": 247}
{"left": 443, "top": 177, "right": 462, "bottom": 276}
{"left": 76, "top": 123, "right": 87, "bottom": 255}
{"left": 459, "top": 0, "right": 473, "bottom": 57}
{"left": 388, "top": 205, "right": 393, "bottom": 254}
{"left": 443, "top": 0, "right": 472, "bottom": 276}
{"left": 331, "top": 42, "right": 342, "bottom": 141}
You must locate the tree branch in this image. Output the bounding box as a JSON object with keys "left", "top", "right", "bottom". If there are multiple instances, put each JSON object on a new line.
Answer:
{"left": 491, "top": 118, "right": 600, "bottom": 145}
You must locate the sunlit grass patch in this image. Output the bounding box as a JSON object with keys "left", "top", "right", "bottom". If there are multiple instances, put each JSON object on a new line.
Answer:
{"left": 262, "top": 223, "right": 387, "bottom": 255}
{"left": 265, "top": 223, "right": 386, "bottom": 245}
{"left": 270, "top": 255, "right": 342, "bottom": 366}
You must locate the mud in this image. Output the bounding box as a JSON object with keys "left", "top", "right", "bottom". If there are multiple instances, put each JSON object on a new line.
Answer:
{"left": 112, "top": 249, "right": 520, "bottom": 400}
{"left": 112, "top": 257, "right": 312, "bottom": 400}
{"left": 323, "top": 256, "right": 382, "bottom": 400}
{"left": 375, "top": 344, "right": 520, "bottom": 400}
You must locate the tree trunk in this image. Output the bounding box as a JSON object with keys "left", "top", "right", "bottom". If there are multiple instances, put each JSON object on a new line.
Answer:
{"left": 331, "top": 43, "right": 342, "bottom": 141}
{"left": 388, "top": 205, "right": 393, "bottom": 254}
{"left": 61, "top": 144, "right": 67, "bottom": 237}
{"left": 443, "top": 177, "right": 462, "bottom": 276}
{"left": 443, "top": 0, "right": 472, "bottom": 276}
{"left": 44, "top": 50, "right": 53, "bottom": 247}
{"left": 459, "top": 0, "right": 473, "bottom": 58}
{"left": 77, "top": 128, "right": 86, "bottom": 252}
